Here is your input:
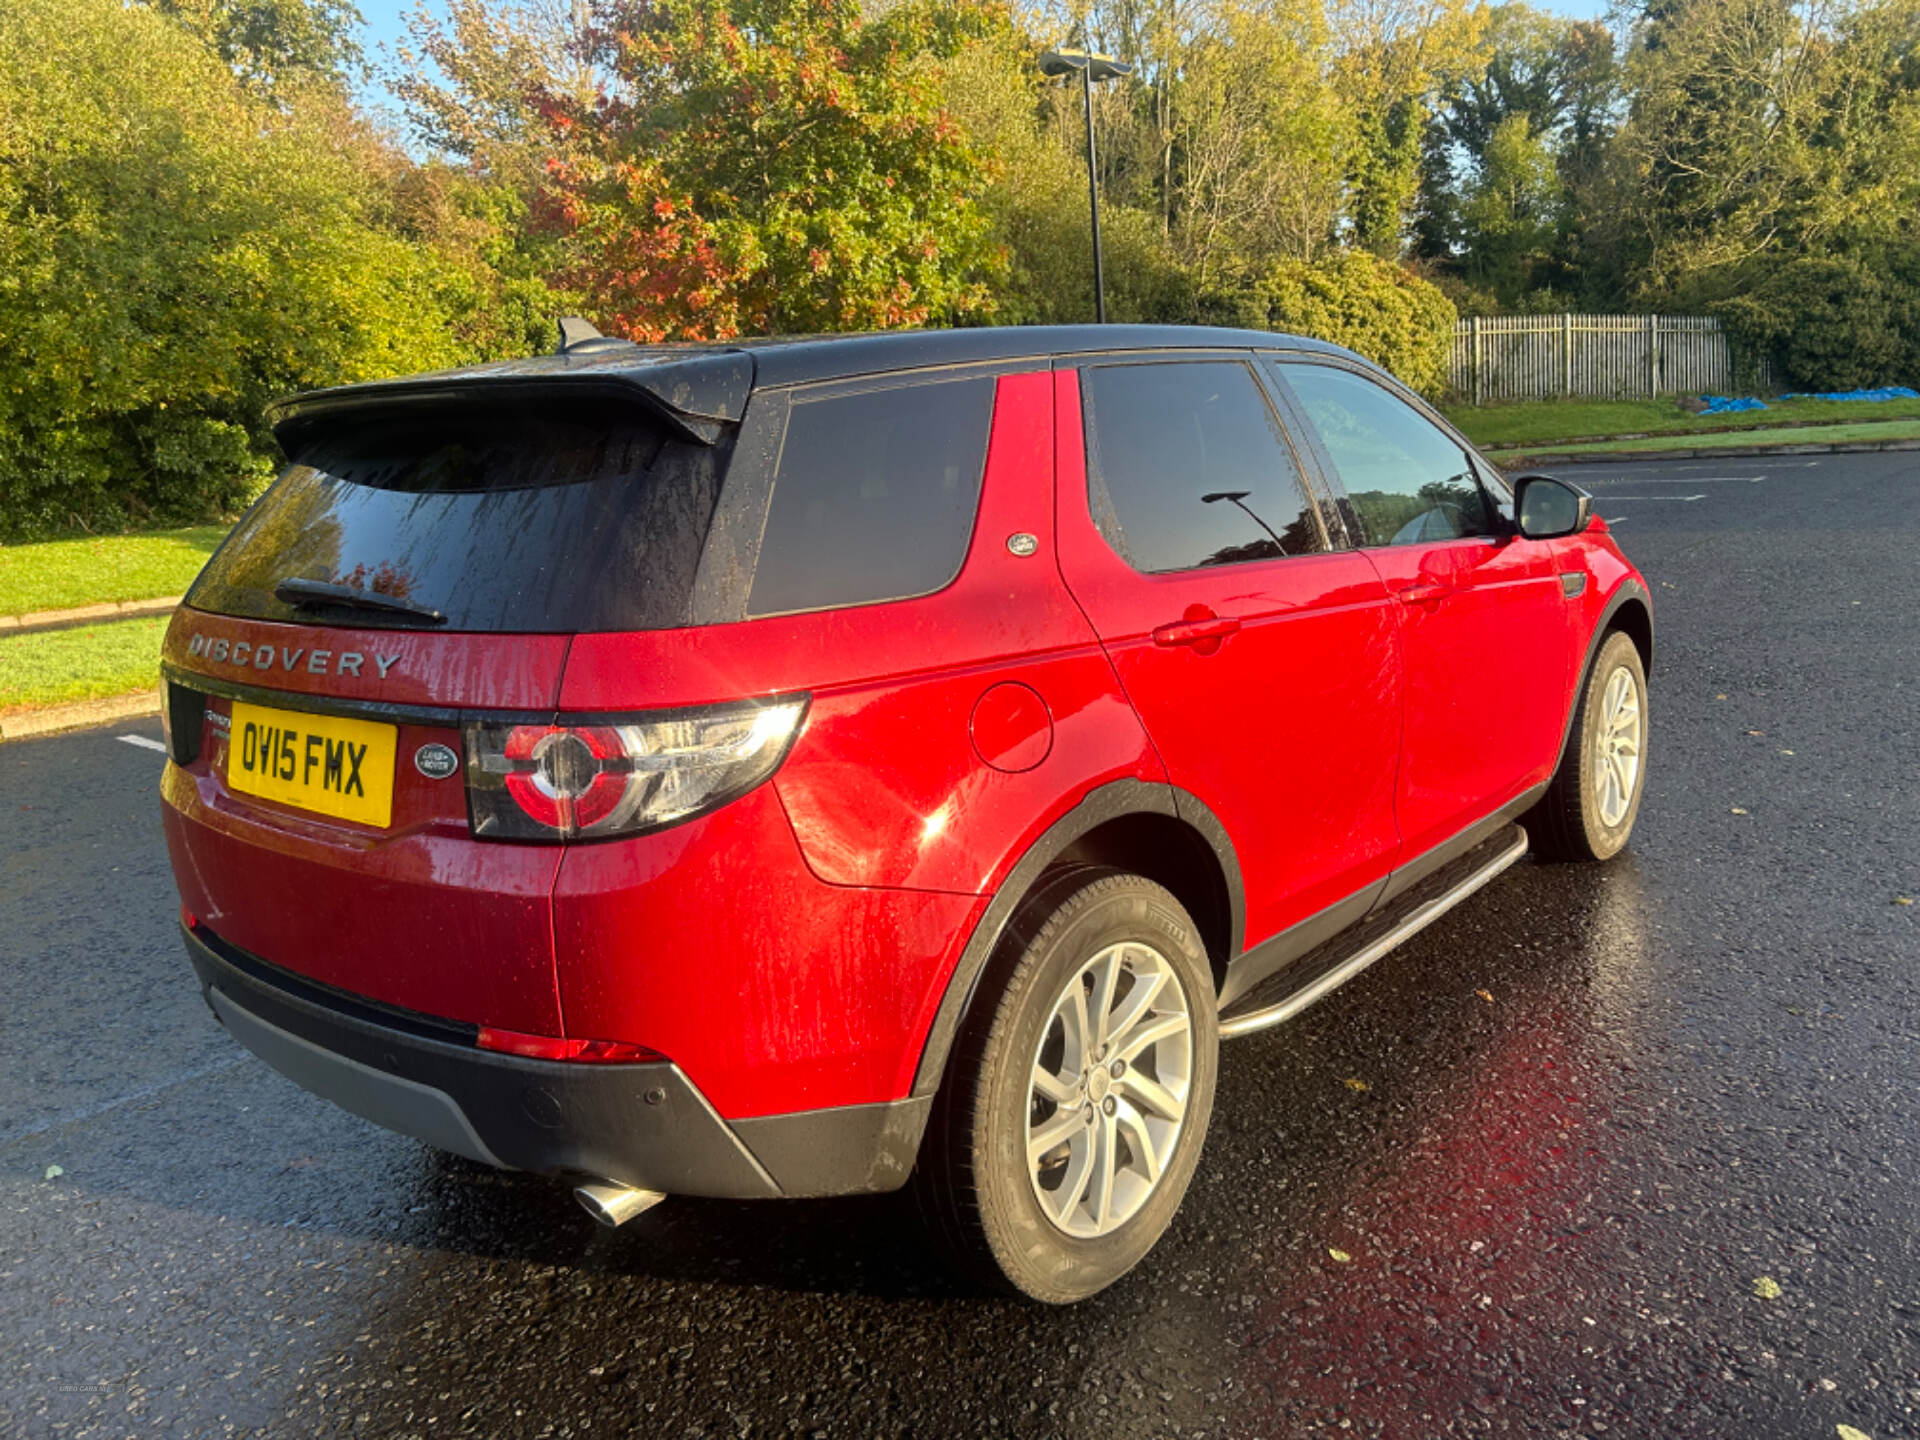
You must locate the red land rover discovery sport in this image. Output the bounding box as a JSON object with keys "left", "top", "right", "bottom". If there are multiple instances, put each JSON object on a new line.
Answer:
{"left": 160, "top": 324, "right": 1651, "bottom": 1302}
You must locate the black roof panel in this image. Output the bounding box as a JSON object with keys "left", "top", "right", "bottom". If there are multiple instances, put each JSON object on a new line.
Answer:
{"left": 266, "top": 324, "right": 1371, "bottom": 451}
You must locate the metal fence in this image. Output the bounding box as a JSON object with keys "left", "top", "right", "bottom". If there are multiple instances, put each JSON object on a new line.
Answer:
{"left": 1449, "top": 313, "right": 1767, "bottom": 404}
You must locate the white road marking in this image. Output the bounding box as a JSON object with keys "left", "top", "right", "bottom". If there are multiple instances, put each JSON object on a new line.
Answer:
{"left": 1589, "top": 494, "right": 1708, "bottom": 502}
{"left": 117, "top": 734, "right": 167, "bottom": 753}
{"left": 1589, "top": 475, "right": 1761, "bottom": 485}
{"left": 1654, "top": 459, "right": 1819, "bottom": 471}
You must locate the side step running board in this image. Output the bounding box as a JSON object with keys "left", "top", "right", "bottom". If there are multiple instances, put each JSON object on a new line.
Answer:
{"left": 1219, "top": 827, "right": 1530, "bottom": 1040}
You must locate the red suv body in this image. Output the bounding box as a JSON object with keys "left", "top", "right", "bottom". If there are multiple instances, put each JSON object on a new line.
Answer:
{"left": 161, "top": 326, "right": 1651, "bottom": 1297}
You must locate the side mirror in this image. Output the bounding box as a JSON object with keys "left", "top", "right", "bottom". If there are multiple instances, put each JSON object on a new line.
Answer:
{"left": 1514, "top": 475, "right": 1593, "bottom": 540}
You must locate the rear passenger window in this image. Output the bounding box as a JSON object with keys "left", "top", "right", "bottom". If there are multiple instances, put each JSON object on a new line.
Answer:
{"left": 1278, "top": 363, "right": 1495, "bottom": 548}
{"left": 1081, "top": 361, "right": 1323, "bottom": 574}
{"left": 746, "top": 377, "right": 993, "bottom": 617}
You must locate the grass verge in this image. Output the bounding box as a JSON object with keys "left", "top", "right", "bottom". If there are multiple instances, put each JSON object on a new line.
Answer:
{"left": 0, "top": 525, "right": 226, "bottom": 617}
{"left": 1444, "top": 395, "right": 1920, "bottom": 450}
{"left": 0, "top": 616, "right": 168, "bottom": 711}
{"left": 1525, "top": 418, "right": 1920, "bottom": 457}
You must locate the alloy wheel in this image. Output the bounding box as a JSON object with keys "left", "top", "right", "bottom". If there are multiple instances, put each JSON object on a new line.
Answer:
{"left": 1026, "top": 941, "right": 1193, "bottom": 1238}
{"left": 1593, "top": 664, "right": 1642, "bottom": 827}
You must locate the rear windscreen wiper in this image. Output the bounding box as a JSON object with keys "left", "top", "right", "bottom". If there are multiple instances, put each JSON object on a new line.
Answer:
{"left": 273, "top": 577, "right": 447, "bottom": 626}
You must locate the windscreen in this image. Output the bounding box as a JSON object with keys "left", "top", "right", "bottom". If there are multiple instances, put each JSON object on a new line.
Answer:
{"left": 188, "top": 404, "right": 728, "bottom": 633}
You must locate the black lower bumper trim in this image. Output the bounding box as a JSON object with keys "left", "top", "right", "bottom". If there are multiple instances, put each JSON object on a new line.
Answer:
{"left": 184, "top": 924, "right": 929, "bottom": 1199}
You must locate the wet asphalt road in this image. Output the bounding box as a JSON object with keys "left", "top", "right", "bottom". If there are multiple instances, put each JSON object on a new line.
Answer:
{"left": 3, "top": 450, "right": 1917, "bottom": 1438}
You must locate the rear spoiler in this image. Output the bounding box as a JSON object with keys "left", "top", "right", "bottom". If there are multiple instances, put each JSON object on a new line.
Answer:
{"left": 265, "top": 348, "right": 755, "bottom": 453}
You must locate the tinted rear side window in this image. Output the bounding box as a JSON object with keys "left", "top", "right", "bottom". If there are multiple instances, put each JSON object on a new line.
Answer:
{"left": 188, "top": 406, "right": 726, "bottom": 633}
{"left": 746, "top": 377, "right": 993, "bottom": 617}
{"left": 1081, "top": 361, "right": 1323, "bottom": 573}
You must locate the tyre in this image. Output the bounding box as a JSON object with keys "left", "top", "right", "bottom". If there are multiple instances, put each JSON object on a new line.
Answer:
{"left": 916, "top": 867, "right": 1219, "bottom": 1304}
{"left": 1529, "top": 629, "right": 1648, "bottom": 862}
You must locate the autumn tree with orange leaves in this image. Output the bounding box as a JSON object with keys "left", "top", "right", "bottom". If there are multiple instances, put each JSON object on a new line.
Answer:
{"left": 533, "top": 0, "right": 1006, "bottom": 340}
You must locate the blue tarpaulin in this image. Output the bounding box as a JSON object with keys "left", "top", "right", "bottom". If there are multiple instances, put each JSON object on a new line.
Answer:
{"left": 1778, "top": 387, "right": 1920, "bottom": 403}
{"left": 1700, "top": 395, "right": 1769, "bottom": 414}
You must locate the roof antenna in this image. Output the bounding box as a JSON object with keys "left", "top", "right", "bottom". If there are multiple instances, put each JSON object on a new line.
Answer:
{"left": 556, "top": 316, "right": 603, "bottom": 354}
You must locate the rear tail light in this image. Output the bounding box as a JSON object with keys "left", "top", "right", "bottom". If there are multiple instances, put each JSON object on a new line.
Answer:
{"left": 464, "top": 696, "right": 808, "bottom": 841}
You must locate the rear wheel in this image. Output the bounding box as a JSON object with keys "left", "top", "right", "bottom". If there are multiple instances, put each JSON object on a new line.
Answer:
{"left": 1530, "top": 629, "right": 1648, "bottom": 861}
{"left": 916, "top": 868, "right": 1218, "bottom": 1303}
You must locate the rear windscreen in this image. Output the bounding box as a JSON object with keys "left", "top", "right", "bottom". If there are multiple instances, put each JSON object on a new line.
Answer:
{"left": 188, "top": 406, "right": 728, "bottom": 633}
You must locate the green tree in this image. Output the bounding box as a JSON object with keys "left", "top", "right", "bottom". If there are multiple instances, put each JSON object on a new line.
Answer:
{"left": 392, "top": 0, "right": 594, "bottom": 183}
{"left": 1456, "top": 113, "right": 1563, "bottom": 298}
{"left": 938, "top": 4, "right": 1187, "bottom": 324}
{"left": 1714, "top": 255, "right": 1907, "bottom": 389}
{"left": 389, "top": 160, "right": 576, "bottom": 362}
{"left": 1196, "top": 250, "right": 1459, "bottom": 395}
{"left": 1414, "top": 5, "right": 1618, "bottom": 304}
{"left": 154, "top": 0, "right": 367, "bottom": 92}
{"left": 1601, "top": 0, "right": 1920, "bottom": 383}
{"left": 0, "top": 0, "right": 486, "bottom": 536}
{"left": 1329, "top": 0, "right": 1491, "bottom": 256}
{"left": 388, "top": 0, "right": 582, "bottom": 353}
{"left": 1615, "top": 0, "right": 1920, "bottom": 303}
{"left": 1169, "top": 1, "right": 1351, "bottom": 279}
{"left": 1438, "top": 3, "right": 1576, "bottom": 159}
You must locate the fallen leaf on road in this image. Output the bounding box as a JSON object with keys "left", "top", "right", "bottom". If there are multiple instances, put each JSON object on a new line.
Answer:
{"left": 1752, "top": 1276, "right": 1782, "bottom": 1299}
{"left": 1327, "top": 1248, "right": 1352, "bottom": 1263}
{"left": 1837, "top": 1425, "right": 1873, "bottom": 1440}
{"left": 1780, "top": 749, "right": 1794, "bottom": 756}
{"left": 1342, "top": 1078, "right": 1370, "bottom": 1093}
{"left": 1475, "top": 989, "right": 1495, "bottom": 1003}
{"left": 42, "top": 1165, "right": 62, "bottom": 1181}
{"left": 1731, "top": 807, "right": 1749, "bottom": 815}
{"left": 1715, "top": 693, "right": 1728, "bottom": 700}
{"left": 1894, "top": 897, "right": 1913, "bottom": 906}
{"left": 1745, "top": 729, "right": 1765, "bottom": 736}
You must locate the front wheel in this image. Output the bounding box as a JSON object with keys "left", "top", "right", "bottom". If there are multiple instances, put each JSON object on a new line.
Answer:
{"left": 916, "top": 868, "right": 1219, "bottom": 1303}
{"left": 1530, "top": 629, "right": 1648, "bottom": 861}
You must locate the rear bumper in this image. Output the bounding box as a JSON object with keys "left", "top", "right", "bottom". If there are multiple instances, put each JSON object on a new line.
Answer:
{"left": 185, "top": 923, "right": 929, "bottom": 1199}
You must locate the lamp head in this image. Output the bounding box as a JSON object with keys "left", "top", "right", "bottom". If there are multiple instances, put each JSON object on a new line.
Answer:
{"left": 1038, "top": 48, "right": 1133, "bottom": 82}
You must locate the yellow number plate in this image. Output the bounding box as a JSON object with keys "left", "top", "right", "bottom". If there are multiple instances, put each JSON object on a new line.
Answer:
{"left": 227, "top": 701, "right": 397, "bottom": 829}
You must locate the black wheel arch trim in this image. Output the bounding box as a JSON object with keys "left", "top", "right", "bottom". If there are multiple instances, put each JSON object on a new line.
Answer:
{"left": 1166, "top": 787, "right": 1246, "bottom": 957}
{"left": 908, "top": 777, "right": 1243, "bottom": 1100}
{"left": 1559, "top": 579, "right": 1653, "bottom": 760}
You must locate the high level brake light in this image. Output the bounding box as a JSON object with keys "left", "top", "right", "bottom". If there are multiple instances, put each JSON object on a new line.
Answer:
{"left": 464, "top": 697, "right": 808, "bottom": 841}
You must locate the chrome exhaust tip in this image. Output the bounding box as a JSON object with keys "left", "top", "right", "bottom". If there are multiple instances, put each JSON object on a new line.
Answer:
{"left": 574, "top": 1180, "right": 667, "bottom": 1228}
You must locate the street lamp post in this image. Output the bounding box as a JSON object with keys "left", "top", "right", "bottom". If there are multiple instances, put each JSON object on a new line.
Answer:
{"left": 1039, "top": 48, "right": 1133, "bottom": 324}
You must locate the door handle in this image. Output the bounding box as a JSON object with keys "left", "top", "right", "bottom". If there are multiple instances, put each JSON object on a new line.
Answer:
{"left": 1395, "top": 581, "right": 1448, "bottom": 609}
{"left": 1152, "top": 615, "right": 1243, "bottom": 648}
